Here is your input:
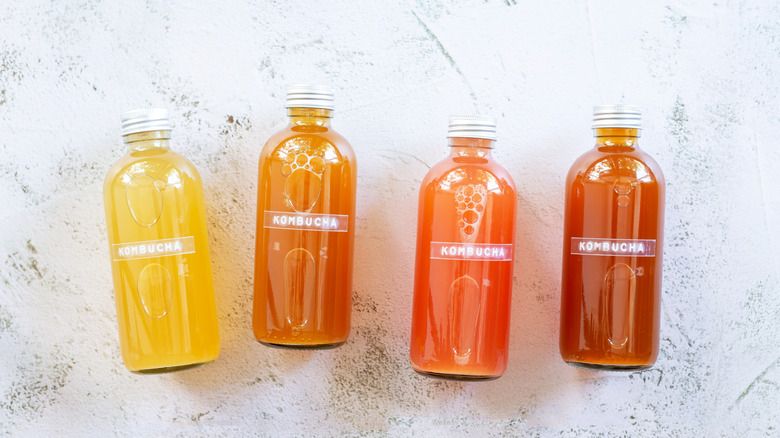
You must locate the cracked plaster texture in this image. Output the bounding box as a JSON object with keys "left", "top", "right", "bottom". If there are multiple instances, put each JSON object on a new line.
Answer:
{"left": 0, "top": 0, "right": 779, "bottom": 436}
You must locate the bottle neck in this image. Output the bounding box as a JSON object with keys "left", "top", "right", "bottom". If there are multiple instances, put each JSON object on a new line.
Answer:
{"left": 593, "top": 128, "right": 640, "bottom": 148}
{"left": 448, "top": 137, "right": 494, "bottom": 158}
{"left": 123, "top": 130, "right": 171, "bottom": 152}
{"left": 288, "top": 107, "right": 333, "bottom": 127}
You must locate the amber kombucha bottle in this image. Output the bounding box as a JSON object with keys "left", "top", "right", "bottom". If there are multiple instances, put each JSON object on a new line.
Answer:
{"left": 410, "top": 116, "right": 517, "bottom": 380}
{"left": 253, "top": 85, "right": 356, "bottom": 348}
{"left": 103, "top": 109, "right": 220, "bottom": 373}
{"left": 560, "top": 105, "right": 665, "bottom": 370}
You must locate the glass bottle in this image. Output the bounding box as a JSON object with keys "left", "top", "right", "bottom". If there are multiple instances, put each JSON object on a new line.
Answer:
{"left": 410, "top": 116, "right": 517, "bottom": 380}
{"left": 103, "top": 109, "right": 220, "bottom": 373}
{"left": 560, "top": 105, "right": 665, "bottom": 370}
{"left": 253, "top": 85, "right": 357, "bottom": 348}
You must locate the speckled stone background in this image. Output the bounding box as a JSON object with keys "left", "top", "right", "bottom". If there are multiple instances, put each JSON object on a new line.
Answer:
{"left": 0, "top": 0, "right": 778, "bottom": 436}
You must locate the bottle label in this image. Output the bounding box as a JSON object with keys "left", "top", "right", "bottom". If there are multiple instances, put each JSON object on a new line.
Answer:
{"left": 571, "top": 237, "right": 656, "bottom": 257}
{"left": 263, "top": 211, "right": 348, "bottom": 232}
{"left": 430, "top": 242, "right": 513, "bottom": 261}
{"left": 112, "top": 236, "right": 196, "bottom": 261}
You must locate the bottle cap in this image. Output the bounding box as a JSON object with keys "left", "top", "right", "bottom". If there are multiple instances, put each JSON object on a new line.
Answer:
{"left": 120, "top": 108, "right": 172, "bottom": 136}
{"left": 592, "top": 104, "right": 642, "bottom": 130}
{"left": 447, "top": 115, "right": 497, "bottom": 140}
{"left": 285, "top": 84, "right": 335, "bottom": 110}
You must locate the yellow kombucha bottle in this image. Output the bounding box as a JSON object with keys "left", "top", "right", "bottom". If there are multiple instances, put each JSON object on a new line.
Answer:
{"left": 103, "top": 109, "right": 220, "bottom": 373}
{"left": 253, "top": 85, "right": 357, "bottom": 348}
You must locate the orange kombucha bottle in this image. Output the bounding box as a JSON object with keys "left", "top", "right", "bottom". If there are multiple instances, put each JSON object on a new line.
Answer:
{"left": 253, "top": 85, "right": 356, "bottom": 348}
{"left": 104, "top": 109, "right": 220, "bottom": 373}
{"left": 410, "top": 116, "right": 517, "bottom": 380}
{"left": 560, "top": 105, "right": 665, "bottom": 370}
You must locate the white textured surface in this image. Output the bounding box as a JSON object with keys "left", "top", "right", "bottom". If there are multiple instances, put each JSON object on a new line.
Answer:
{"left": 1, "top": 1, "right": 779, "bottom": 436}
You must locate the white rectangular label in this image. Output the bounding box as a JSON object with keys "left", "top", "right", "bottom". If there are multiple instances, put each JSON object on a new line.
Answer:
{"left": 430, "top": 242, "right": 513, "bottom": 261}
{"left": 571, "top": 237, "right": 656, "bottom": 257}
{"left": 112, "top": 236, "right": 195, "bottom": 261}
{"left": 263, "top": 211, "right": 349, "bottom": 232}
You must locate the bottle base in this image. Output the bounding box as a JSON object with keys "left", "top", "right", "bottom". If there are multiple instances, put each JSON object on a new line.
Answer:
{"left": 130, "top": 360, "right": 213, "bottom": 374}
{"left": 564, "top": 360, "right": 653, "bottom": 371}
{"left": 259, "top": 340, "right": 346, "bottom": 350}
{"left": 413, "top": 369, "right": 500, "bottom": 382}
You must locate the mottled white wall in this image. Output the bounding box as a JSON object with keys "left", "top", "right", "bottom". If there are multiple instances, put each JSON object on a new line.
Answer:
{"left": 1, "top": 0, "right": 778, "bottom": 436}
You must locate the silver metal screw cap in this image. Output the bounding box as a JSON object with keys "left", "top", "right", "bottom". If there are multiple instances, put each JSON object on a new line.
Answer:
{"left": 447, "top": 115, "right": 497, "bottom": 141}
{"left": 285, "top": 84, "right": 335, "bottom": 110}
{"left": 592, "top": 104, "right": 642, "bottom": 130}
{"left": 121, "top": 108, "right": 172, "bottom": 136}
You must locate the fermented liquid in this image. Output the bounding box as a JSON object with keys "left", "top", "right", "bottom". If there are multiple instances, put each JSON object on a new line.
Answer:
{"left": 410, "top": 117, "right": 516, "bottom": 380}
{"left": 560, "top": 105, "right": 665, "bottom": 370}
{"left": 253, "top": 85, "right": 356, "bottom": 348}
{"left": 560, "top": 106, "right": 665, "bottom": 370}
{"left": 104, "top": 111, "right": 219, "bottom": 373}
{"left": 253, "top": 86, "right": 356, "bottom": 348}
{"left": 104, "top": 109, "right": 220, "bottom": 373}
{"left": 410, "top": 116, "right": 516, "bottom": 380}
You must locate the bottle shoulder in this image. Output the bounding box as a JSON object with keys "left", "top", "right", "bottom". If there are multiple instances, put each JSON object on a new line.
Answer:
{"left": 104, "top": 148, "right": 201, "bottom": 191}
{"left": 422, "top": 155, "right": 516, "bottom": 195}
{"left": 567, "top": 146, "right": 664, "bottom": 186}
{"left": 260, "top": 125, "right": 355, "bottom": 163}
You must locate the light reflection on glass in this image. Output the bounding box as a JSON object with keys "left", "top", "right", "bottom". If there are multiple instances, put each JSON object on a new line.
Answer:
{"left": 276, "top": 137, "right": 339, "bottom": 163}
{"left": 438, "top": 169, "right": 466, "bottom": 191}
{"left": 167, "top": 171, "right": 182, "bottom": 188}
{"left": 585, "top": 156, "right": 652, "bottom": 184}
{"left": 322, "top": 144, "right": 338, "bottom": 162}
{"left": 437, "top": 168, "right": 501, "bottom": 193}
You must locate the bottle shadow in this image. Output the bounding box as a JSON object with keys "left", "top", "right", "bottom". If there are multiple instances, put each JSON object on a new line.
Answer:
{"left": 462, "top": 189, "right": 572, "bottom": 418}
{"left": 168, "top": 137, "right": 319, "bottom": 394}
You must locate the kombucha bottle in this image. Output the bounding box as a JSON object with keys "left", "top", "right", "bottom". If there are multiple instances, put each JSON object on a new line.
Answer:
{"left": 560, "top": 105, "right": 665, "bottom": 370}
{"left": 410, "top": 116, "right": 517, "bottom": 380}
{"left": 253, "top": 85, "right": 356, "bottom": 348}
{"left": 103, "top": 109, "right": 220, "bottom": 373}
